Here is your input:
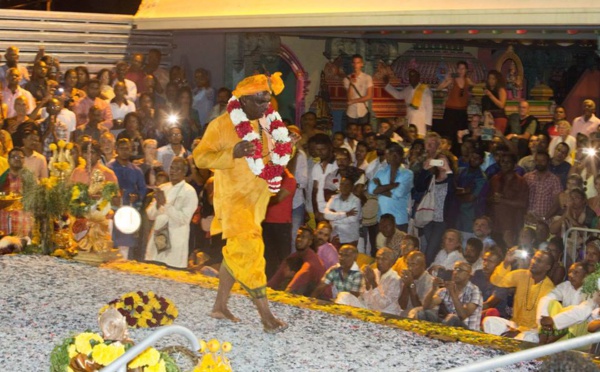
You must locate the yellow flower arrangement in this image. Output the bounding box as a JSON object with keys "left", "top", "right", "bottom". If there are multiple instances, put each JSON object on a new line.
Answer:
{"left": 91, "top": 342, "right": 126, "bottom": 365}
{"left": 49, "top": 143, "right": 58, "bottom": 151}
{"left": 194, "top": 339, "right": 232, "bottom": 372}
{"left": 144, "top": 359, "right": 166, "bottom": 372}
{"left": 74, "top": 332, "right": 104, "bottom": 355}
{"left": 99, "top": 291, "right": 178, "bottom": 328}
{"left": 129, "top": 347, "right": 161, "bottom": 369}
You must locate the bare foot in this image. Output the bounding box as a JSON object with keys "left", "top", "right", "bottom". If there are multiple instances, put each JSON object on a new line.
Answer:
{"left": 262, "top": 318, "right": 288, "bottom": 334}
{"left": 210, "top": 308, "right": 241, "bottom": 322}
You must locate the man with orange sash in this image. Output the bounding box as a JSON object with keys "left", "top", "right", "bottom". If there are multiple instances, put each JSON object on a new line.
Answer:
{"left": 193, "top": 73, "right": 290, "bottom": 333}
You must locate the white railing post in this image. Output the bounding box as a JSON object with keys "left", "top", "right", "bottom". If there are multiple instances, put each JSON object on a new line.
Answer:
{"left": 444, "top": 331, "right": 600, "bottom": 372}
{"left": 100, "top": 325, "right": 200, "bottom": 372}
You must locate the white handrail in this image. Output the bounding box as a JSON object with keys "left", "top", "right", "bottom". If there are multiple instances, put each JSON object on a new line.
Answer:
{"left": 444, "top": 331, "right": 600, "bottom": 372}
{"left": 100, "top": 325, "right": 200, "bottom": 372}
{"left": 563, "top": 227, "right": 600, "bottom": 266}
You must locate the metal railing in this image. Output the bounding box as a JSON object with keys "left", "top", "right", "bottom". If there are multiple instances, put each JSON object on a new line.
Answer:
{"left": 444, "top": 331, "right": 600, "bottom": 372}
{"left": 563, "top": 227, "right": 600, "bottom": 267}
{"left": 100, "top": 325, "right": 200, "bottom": 372}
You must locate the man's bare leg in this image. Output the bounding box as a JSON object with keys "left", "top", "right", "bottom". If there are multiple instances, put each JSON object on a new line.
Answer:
{"left": 253, "top": 297, "right": 287, "bottom": 332}
{"left": 210, "top": 264, "right": 240, "bottom": 322}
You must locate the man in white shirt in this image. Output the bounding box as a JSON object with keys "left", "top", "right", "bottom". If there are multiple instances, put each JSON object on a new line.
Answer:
{"left": 157, "top": 127, "right": 189, "bottom": 172}
{"left": 538, "top": 262, "right": 591, "bottom": 344}
{"left": 343, "top": 54, "right": 373, "bottom": 126}
{"left": 2, "top": 68, "right": 35, "bottom": 117}
{"left": 384, "top": 69, "right": 432, "bottom": 136}
{"left": 113, "top": 61, "right": 138, "bottom": 103}
{"left": 324, "top": 176, "right": 361, "bottom": 245}
{"left": 571, "top": 99, "right": 600, "bottom": 137}
{"left": 337, "top": 247, "right": 402, "bottom": 315}
{"left": 0, "top": 46, "right": 30, "bottom": 87}
{"left": 310, "top": 133, "right": 338, "bottom": 221}
{"left": 429, "top": 229, "right": 465, "bottom": 277}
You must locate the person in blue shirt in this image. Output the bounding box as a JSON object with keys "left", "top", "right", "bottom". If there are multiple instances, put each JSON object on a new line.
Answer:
{"left": 368, "top": 142, "right": 414, "bottom": 232}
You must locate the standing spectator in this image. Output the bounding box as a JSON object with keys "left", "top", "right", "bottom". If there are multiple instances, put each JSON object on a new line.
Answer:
{"left": 481, "top": 70, "right": 507, "bottom": 134}
{"left": 454, "top": 147, "right": 487, "bottom": 234}
{"left": 116, "top": 112, "right": 144, "bottom": 160}
{"left": 482, "top": 249, "right": 555, "bottom": 342}
{"left": 365, "top": 134, "right": 390, "bottom": 180}
{"left": 21, "top": 128, "right": 48, "bottom": 180}
{"left": 125, "top": 53, "right": 146, "bottom": 92}
{"left": 488, "top": 152, "right": 529, "bottom": 246}
{"left": 413, "top": 261, "right": 483, "bottom": 331}
{"left": 137, "top": 93, "right": 166, "bottom": 146}
{"left": 61, "top": 69, "right": 86, "bottom": 111}
{"left": 548, "top": 142, "right": 572, "bottom": 189}
{"left": 518, "top": 135, "right": 540, "bottom": 173}
{"left": 263, "top": 169, "right": 296, "bottom": 279}
{"left": 435, "top": 60, "right": 472, "bottom": 155}
{"left": 368, "top": 142, "right": 413, "bottom": 231}
{"left": 109, "top": 82, "right": 136, "bottom": 126}
{"left": 506, "top": 101, "right": 538, "bottom": 158}
{"left": 3, "top": 96, "right": 30, "bottom": 147}
{"left": 343, "top": 54, "right": 373, "bottom": 128}
{"left": 337, "top": 247, "right": 402, "bottom": 315}
{"left": 192, "top": 68, "right": 215, "bottom": 130}
{"left": 571, "top": 99, "right": 600, "bottom": 137}
{"left": 113, "top": 61, "right": 137, "bottom": 102}
{"left": 384, "top": 69, "right": 432, "bottom": 136}
{"left": 75, "top": 66, "right": 90, "bottom": 91}
{"left": 324, "top": 176, "right": 361, "bottom": 247}
{"left": 108, "top": 138, "right": 147, "bottom": 259}
{"left": 157, "top": 126, "right": 189, "bottom": 173}
{"left": 73, "top": 79, "right": 113, "bottom": 130}
{"left": 287, "top": 126, "right": 308, "bottom": 246}
{"left": 0, "top": 46, "right": 30, "bottom": 87}
{"left": 541, "top": 105, "right": 566, "bottom": 139}
{"left": 355, "top": 141, "right": 369, "bottom": 170}
{"left": 311, "top": 133, "right": 337, "bottom": 222}
{"left": 524, "top": 152, "right": 563, "bottom": 220}
{"left": 3, "top": 68, "right": 35, "bottom": 117}
{"left": 313, "top": 221, "right": 339, "bottom": 271}
{"left": 399, "top": 251, "right": 434, "bottom": 317}
{"left": 134, "top": 139, "right": 163, "bottom": 186}
{"left": 208, "top": 87, "right": 232, "bottom": 123}
{"left": 143, "top": 49, "right": 169, "bottom": 97}
{"left": 174, "top": 87, "right": 201, "bottom": 150}
{"left": 39, "top": 87, "right": 77, "bottom": 141}
{"left": 268, "top": 226, "right": 327, "bottom": 297}
{"left": 24, "top": 60, "right": 48, "bottom": 102}
{"left": 145, "top": 157, "right": 198, "bottom": 268}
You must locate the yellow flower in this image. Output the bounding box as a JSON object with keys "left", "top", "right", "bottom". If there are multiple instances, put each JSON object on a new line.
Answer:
{"left": 207, "top": 339, "right": 220, "bottom": 353}
{"left": 68, "top": 344, "right": 78, "bottom": 359}
{"left": 144, "top": 359, "right": 165, "bottom": 372}
{"left": 66, "top": 142, "right": 74, "bottom": 150}
{"left": 71, "top": 186, "right": 81, "bottom": 201}
{"left": 67, "top": 367, "right": 75, "bottom": 372}
{"left": 137, "top": 318, "right": 148, "bottom": 328}
{"left": 58, "top": 140, "right": 66, "bottom": 148}
{"left": 49, "top": 143, "right": 57, "bottom": 151}
{"left": 91, "top": 342, "right": 125, "bottom": 366}
{"left": 129, "top": 347, "right": 161, "bottom": 368}
{"left": 222, "top": 342, "right": 232, "bottom": 353}
{"left": 74, "top": 332, "right": 104, "bottom": 355}
{"left": 147, "top": 297, "right": 160, "bottom": 309}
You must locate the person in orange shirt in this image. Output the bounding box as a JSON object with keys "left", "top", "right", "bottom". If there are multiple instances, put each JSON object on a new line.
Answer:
{"left": 193, "top": 73, "right": 290, "bottom": 333}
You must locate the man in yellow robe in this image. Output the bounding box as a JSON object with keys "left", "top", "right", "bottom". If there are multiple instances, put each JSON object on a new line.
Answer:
{"left": 193, "top": 73, "right": 287, "bottom": 333}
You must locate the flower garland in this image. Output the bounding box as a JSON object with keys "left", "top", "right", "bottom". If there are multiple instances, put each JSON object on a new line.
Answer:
{"left": 99, "top": 291, "right": 178, "bottom": 328}
{"left": 227, "top": 96, "right": 292, "bottom": 193}
{"left": 194, "top": 339, "right": 233, "bottom": 372}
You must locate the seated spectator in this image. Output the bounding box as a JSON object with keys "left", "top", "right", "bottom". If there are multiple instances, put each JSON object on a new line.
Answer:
{"left": 548, "top": 173, "right": 584, "bottom": 222}
{"left": 268, "top": 256, "right": 304, "bottom": 292}
{"left": 75, "top": 66, "right": 90, "bottom": 91}
{"left": 355, "top": 140, "right": 369, "bottom": 170}
{"left": 549, "top": 142, "right": 572, "bottom": 189}
{"left": 312, "top": 244, "right": 364, "bottom": 301}
{"left": 411, "top": 261, "right": 482, "bottom": 331}
{"left": 24, "top": 60, "right": 49, "bottom": 102}
{"left": 546, "top": 237, "right": 567, "bottom": 285}
{"left": 506, "top": 101, "right": 537, "bottom": 158}
{"left": 38, "top": 89, "right": 76, "bottom": 142}
{"left": 392, "top": 234, "right": 420, "bottom": 274}
{"left": 549, "top": 188, "right": 595, "bottom": 236}
{"left": 471, "top": 250, "right": 509, "bottom": 319}
{"left": 538, "top": 262, "right": 589, "bottom": 344}
{"left": 482, "top": 249, "right": 555, "bottom": 342}
{"left": 70, "top": 140, "right": 118, "bottom": 185}
{"left": 517, "top": 135, "right": 541, "bottom": 173}
{"left": 99, "top": 131, "right": 116, "bottom": 165}
{"left": 268, "top": 226, "right": 327, "bottom": 297}
{"left": 72, "top": 79, "right": 113, "bottom": 130}
{"left": 375, "top": 213, "right": 406, "bottom": 260}
{"left": 61, "top": 69, "right": 86, "bottom": 111}
{"left": 313, "top": 221, "right": 339, "bottom": 271}
{"left": 96, "top": 68, "right": 115, "bottom": 101}
{"left": 113, "top": 61, "right": 137, "bottom": 102}
{"left": 429, "top": 229, "right": 465, "bottom": 276}
{"left": 508, "top": 226, "right": 537, "bottom": 269}
{"left": 145, "top": 157, "right": 198, "bottom": 269}
{"left": 0, "top": 46, "right": 30, "bottom": 87}
{"left": 548, "top": 121, "right": 576, "bottom": 163}
{"left": 324, "top": 176, "right": 361, "bottom": 246}
{"left": 2, "top": 96, "right": 30, "bottom": 145}
{"left": 21, "top": 128, "right": 48, "bottom": 180}
{"left": 463, "top": 238, "right": 484, "bottom": 271}
{"left": 368, "top": 142, "right": 413, "bottom": 231}
{"left": 463, "top": 216, "right": 496, "bottom": 252}
{"left": 398, "top": 251, "right": 434, "bottom": 317}
{"left": 71, "top": 105, "right": 108, "bottom": 143}
{"left": 110, "top": 81, "right": 136, "bottom": 127}
{"left": 157, "top": 126, "right": 190, "bottom": 172}
{"left": 337, "top": 247, "right": 401, "bottom": 315}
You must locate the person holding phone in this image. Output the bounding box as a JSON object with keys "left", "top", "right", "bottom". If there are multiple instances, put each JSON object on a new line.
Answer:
{"left": 435, "top": 61, "right": 473, "bottom": 155}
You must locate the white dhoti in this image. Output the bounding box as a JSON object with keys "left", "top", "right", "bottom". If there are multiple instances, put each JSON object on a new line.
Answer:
{"left": 335, "top": 292, "right": 366, "bottom": 309}
{"left": 482, "top": 316, "right": 539, "bottom": 343}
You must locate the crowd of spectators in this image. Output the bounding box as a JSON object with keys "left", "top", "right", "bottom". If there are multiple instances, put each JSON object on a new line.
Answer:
{"left": 2, "top": 46, "right": 600, "bottom": 348}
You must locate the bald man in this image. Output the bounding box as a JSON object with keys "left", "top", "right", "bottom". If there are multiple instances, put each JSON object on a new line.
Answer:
{"left": 312, "top": 244, "right": 364, "bottom": 301}
{"left": 336, "top": 247, "right": 402, "bottom": 315}
{"left": 399, "top": 251, "right": 434, "bottom": 317}
{"left": 572, "top": 99, "right": 600, "bottom": 137}
{"left": 0, "top": 46, "right": 30, "bottom": 87}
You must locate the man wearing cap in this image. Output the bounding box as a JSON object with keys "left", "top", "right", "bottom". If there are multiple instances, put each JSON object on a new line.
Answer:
{"left": 194, "top": 73, "right": 289, "bottom": 333}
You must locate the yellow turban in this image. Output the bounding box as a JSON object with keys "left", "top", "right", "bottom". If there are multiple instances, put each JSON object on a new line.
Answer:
{"left": 233, "top": 72, "right": 284, "bottom": 97}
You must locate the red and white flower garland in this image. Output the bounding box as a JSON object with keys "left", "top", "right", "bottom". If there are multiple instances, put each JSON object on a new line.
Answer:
{"left": 227, "top": 95, "right": 292, "bottom": 193}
